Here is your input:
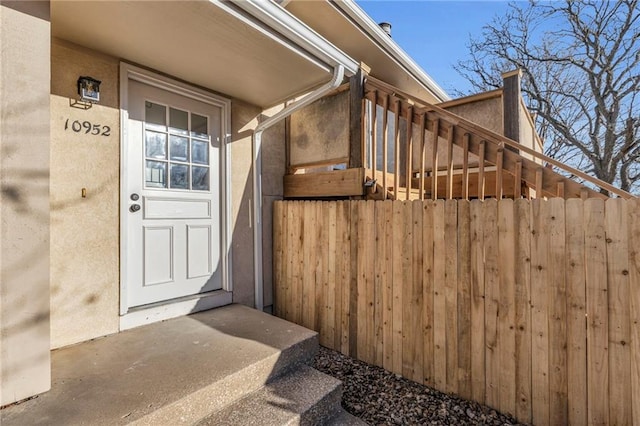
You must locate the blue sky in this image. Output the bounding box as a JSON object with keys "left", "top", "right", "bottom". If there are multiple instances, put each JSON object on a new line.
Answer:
{"left": 356, "top": 1, "right": 514, "bottom": 96}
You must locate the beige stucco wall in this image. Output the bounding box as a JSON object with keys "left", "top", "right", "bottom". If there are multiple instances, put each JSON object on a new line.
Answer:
{"left": 0, "top": 1, "right": 51, "bottom": 405}
{"left": 444, "top": 96, "right": 504, "bottom": 136}
{"left": 49, "top": 40, "right": 120, "bottom": 349}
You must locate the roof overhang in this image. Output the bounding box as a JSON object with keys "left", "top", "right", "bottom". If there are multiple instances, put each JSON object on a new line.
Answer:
{"left": 285, "top": 0, "right": 450, "bottom": 103}
{"left": 51, "top": 0, "right": 358, "bottom": 108}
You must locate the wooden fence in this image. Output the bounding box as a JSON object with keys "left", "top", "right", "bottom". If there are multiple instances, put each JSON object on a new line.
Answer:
{"left": 273, "top": 198, "right": 640, "bottom": 425}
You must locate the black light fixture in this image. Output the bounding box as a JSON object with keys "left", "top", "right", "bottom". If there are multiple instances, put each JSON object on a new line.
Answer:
{"left": 77, "top": 76, "right": 101, "bottom": 103}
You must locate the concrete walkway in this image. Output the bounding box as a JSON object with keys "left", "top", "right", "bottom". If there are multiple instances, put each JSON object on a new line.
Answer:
{"left": 1, "top": 304, "right": 347, "bottom": 425}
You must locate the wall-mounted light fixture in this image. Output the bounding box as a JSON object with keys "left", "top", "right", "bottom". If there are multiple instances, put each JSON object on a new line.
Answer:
{"left": 77, "top": 76, "right": 101, "bottom": 103}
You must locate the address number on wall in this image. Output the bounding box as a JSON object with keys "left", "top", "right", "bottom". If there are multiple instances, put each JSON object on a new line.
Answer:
{"left": 64, "top": 119, "right": 111, "bottom": 136}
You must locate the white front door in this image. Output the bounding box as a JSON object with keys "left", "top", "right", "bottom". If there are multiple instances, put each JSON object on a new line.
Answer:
{"left": 123, "top": 77, "right": 225, "bottom": 308}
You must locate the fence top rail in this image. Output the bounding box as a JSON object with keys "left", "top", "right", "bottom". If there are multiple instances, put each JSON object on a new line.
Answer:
{"left": 364, "top": 76, "right": 635, "bottom": 200}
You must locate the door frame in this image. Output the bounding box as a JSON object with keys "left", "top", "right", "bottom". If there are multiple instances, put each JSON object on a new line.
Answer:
{"left": 119, "top": 62, "right": 232, "bottom": 317}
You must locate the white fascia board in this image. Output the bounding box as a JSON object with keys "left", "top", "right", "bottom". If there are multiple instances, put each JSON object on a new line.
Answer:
{"left": 232, "top": 0, "right": 359, "bottom": 77}
{"left": 332, "top": 0, "right": 451, "bottom": 102}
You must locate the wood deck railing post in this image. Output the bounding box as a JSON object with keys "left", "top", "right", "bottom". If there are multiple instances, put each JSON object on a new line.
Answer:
{"left": 405, "top": 105, "right": 413, "bottom": 200}
{"left": 419, "top": 113, "right": 427, "bottom": 200}
{"left": 394, "top": 99, "right": 401, "bottom": 200}
{"left": 382, "top": 95, "right": 389, "bottom": 200}
{"left": 349, "top": 64, "right": 369, "bottom": 170}
{"left": 478, "top": 140, "right": 486, "bottom": 200}
{"left": 446, "top": 125, "right": 454, "bottom": 200}
{"left": 431, "top": 119, "right": 440, "bottom": 200}
{"left": 462, "top": 133, "right": 470, "bottom": 200}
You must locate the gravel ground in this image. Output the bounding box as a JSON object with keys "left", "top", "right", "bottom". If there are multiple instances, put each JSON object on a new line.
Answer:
{"left": 312, "top": 346, "right": 526, "bottom": 426}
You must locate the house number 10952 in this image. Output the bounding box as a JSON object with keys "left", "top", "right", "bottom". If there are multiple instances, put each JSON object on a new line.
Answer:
{"left": 64, "top": 118, "right": 111, "bottom": 136}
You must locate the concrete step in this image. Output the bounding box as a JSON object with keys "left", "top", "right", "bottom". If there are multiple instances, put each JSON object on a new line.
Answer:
{"left": 1, "top": 304, "right": 319, "bottom": 426}
{"left": 325, "top": 410, "right": 368, "bottom": 426}
{"left": 197, "top": 365, "right": 350, "bottom": 425}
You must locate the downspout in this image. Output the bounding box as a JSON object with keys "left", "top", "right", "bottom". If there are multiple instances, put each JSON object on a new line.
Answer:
{"left": 253, "top": 65, "right": 345, "bottom": 311}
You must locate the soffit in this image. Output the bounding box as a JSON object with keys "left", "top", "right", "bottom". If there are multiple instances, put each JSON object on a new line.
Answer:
{"left": 285, "top": 1, "right": 442, "bottom": 104}
{"left": 51, "top": 1, "right": 330, "bottom": 108}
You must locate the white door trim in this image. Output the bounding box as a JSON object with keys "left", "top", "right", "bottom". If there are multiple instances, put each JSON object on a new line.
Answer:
{"left": 119, "top": 62, "right": 233, "bottom": 317}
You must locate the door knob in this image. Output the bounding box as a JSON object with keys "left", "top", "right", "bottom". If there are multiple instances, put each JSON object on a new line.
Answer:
{"left": 130, "top": 193, "right": 140, "bottom": 201}
{"left": 129, "top": 204, "right": 141, "bottom": 213}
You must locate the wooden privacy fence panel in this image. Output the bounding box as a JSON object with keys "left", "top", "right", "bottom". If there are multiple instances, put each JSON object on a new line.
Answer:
{"left": 273, "top": 198, "right": 640, "bottom": 425}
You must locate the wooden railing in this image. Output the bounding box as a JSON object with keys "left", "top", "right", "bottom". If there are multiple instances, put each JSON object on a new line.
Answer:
{"left": 363, "top": 77, "right": 634, "bottom": 200}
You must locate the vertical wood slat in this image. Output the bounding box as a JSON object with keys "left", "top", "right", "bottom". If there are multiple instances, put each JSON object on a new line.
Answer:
{"left": 326, "top": 202, "right": 337, "bottom": 349}
{"left": 557, "top": 182, "right": 565, "bottom": 198}
{"left": 628, "top": 198, "right": 640, "bottom": 425}
{"left": 462, "top": 134, "right": 470, "bottom": 200}
{"left": 478, "top": 141, "right": 486, "bottom": 200}
{"left": 496, "top": 146, "right": 504, "bottom": 199}
{"left": 432, "top": 200, "right": 446, "bottom": 389}
{"left": 514, "top": 160, "right": 522, "bottom": 199}
{"left": 470, "top": 200, "right": 486, "bottom": 403}
{"left": 483, "top": 199, "right": 500, "bottom": 409}
{"left": 585, "top": 199, "right": 609, "bottom": 425}
{"left": 446, "top": 126, "right": 454, "bottom": 200}
{"left": 498, "top": 199, "right": 517, "bottom": 418}
{"left": 302, "top": 201, "right": 317, "bottom": 331}
{"left": 382, "top": 95, "right": 389, "bottom": 200}
{"left": 565, "top": 199, "right": 587, "bottom": 426}
{"left": 444, "top": 200, "right": 458, "bottom": 394}
{"left": 381, "top": 200, "right": 394, "bottom": 371}
{"left": 431, "top": 119, "right": 440, "bottom": 200}
{"left": 606, "top": 199, "right": 631, "bottom": 425}
{"left": 316, "top": 202, "right": 328, "bottom": 347}
{"left": 535, "top": 168, "right": 544, "bottom": 199}
{"left": 419, "top": 114, "right": 427, "bottom": 200}
{"left": 422, "top": 201, "right": 435, "bottom": 386}
{"left": 405, "top": 107, "right": 413, "bottom": 200}
{"left": 457, "top": 200, "right": 472, "bottom": 400}
{"left": 373, "top": 202, "right": 385, "bottom": 365}
{"left": 391, "top": 200, "right": 405, "bottom": 374}
{"left": 349, "top": 201, "right": 359, "bottom": 357}
{"left": 371, "top": 92, "right": 378, "bottom": 179}
{"left": 338, "top": 201, "right": 351, "bottom": 355}
{"left": 548, "top": 198, "right": 568, "bottom": 425}
{"left": 514, "top": 199, "right": 532, "bottom": 423}
{"left": 291, "top": 202, "right": 304, "bottom": 325}
{"left": 273, "top": 201, "right": 285, "bottom": 318}
{"left": 531, "top": 199, "right": 550, "bottom": 425}
{"left": 402, "top": 201, "right": 414, "bottom": 378}
{"left": 393, "top": 100, "right": 401, "bottom": 200}
{"left": 411, "top": 201, "right": 424, "bottom": 383}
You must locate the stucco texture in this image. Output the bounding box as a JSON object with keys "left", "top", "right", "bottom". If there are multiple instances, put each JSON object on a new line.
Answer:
{"left": 49, "top": 40, "right": 120, "bottom": 349}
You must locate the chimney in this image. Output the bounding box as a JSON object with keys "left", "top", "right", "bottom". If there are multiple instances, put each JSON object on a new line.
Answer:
{"left": 379, "top": 22, "right": 392, "bottom": 37}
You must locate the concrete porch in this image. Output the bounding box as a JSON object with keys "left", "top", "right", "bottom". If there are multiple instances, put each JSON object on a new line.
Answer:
{"left": 0, "top": 304, "right": 363, "bottom": 425}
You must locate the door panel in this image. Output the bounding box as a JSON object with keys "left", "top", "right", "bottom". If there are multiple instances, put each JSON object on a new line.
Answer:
{"left": 125, "top": 79, "right": 222, "bottom": 308}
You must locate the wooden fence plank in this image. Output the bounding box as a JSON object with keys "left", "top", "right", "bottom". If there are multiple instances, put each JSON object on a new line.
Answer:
{"left": 548, "top": 197, "right": 568, "bottom": 425}
{"left": 349, "top": 201, "right": 359, "bottom": 357}
{"left": 483, "top": 199, "right": 500, "bottom": 409}
{"left": 392, "top": 200, "right": 405, "bottom": 375}
{"left": 433, "top": 200, "right": 447, "bottom": 389}
{"left": 302, "top": 201, "right": 317, "bottom": 331}
{"left": 498, "top": 199, "right": 516, "bottom": 418}
{"left": 316, "top": 202, "right": 328, "bottom": 346}
{"left": 514, "top": 199, "right": 532, "bottom": 423}
{"left": 291, "top": 202, "right": 304, "bottom": 325}
{"left": 382, "top": 200, "right": 394, "bottom": 371}
{"left": 412, "top": 201, "right": 425, "bottom": 383}
{"left": 373, "top": 201, "right": 386, "bottom": 365}
{"left": 606, "top": 199, "right": 631, "bottom": 425}
{"left": 422, "top": 201, "right": 435, "bottom": 386}
{"left": 402, "top": 201, "right": 415, "bottom": 378}
{"left": 585, "top": 199, "right": 609, "bottom": 425}
{"left": 326, "top": 202, "right": 337, "bottom": 350}
{"left": 273, "top": 201, "right": 285, "bottom": 318}
{"left": 530, "top": 199, "right": 550, "bottom": 425}
{"left": 445, "top": 199, "right": 459, "bottom": 394}
{"left": 338, "top": 201, "right": 352, "bottom": 355}
{"left": 565, "top": 199, "right": 587, "bottom": 426}
{"left": 457, "top": 200, "right": 472, "bottom": 400}
{"left": 628, "top": 198, "right": 640, "bottom": 425}
{"left": 470, "top": 200, "right": 486, "bottom": 403}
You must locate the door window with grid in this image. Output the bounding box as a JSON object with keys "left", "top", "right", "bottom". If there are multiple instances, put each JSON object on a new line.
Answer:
{"left": 144, "top": 101, "right": 210, "bottom": 191}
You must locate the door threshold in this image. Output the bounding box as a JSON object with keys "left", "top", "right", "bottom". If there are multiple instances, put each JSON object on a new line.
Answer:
{"left": 120, "top": 290, "right": 232, "bottom": 331}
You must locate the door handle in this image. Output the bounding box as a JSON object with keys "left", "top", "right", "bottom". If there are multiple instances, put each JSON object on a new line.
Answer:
{"left": 130, "top": 193, "right": 140, "bottom": 201}
{"left": 129, "top": 204, "right": 141, "bottom": 213}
